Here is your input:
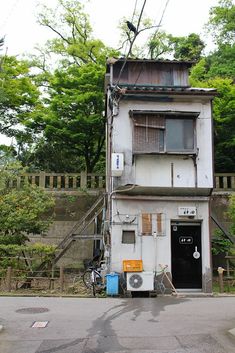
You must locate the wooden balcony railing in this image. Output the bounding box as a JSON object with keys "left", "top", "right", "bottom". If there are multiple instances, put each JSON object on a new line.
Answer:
{"left": 7, "top": 172, "right": 235, "bottom": 192}
{"left": 9, "top": 171, "right": 105, "bottom": 191}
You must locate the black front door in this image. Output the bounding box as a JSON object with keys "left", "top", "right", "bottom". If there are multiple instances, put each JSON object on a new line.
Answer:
{"left": 171, "top": 223, "right": 202, "bottom": 289}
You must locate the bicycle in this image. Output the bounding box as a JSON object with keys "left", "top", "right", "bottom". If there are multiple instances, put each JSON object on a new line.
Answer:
{"left": 82, "top": 261, "right": 106, "bottom": 297}
{"left": 154, "top": 264, "right": 178, "bottom": 295}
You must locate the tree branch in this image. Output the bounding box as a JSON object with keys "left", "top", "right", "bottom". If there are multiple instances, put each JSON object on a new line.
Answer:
{"left": 40, "top": 22, "right": 71, "bottom": 45}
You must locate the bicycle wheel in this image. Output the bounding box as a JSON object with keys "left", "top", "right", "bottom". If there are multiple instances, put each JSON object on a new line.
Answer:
{"left": 92, "top": 282, "right": 96, "bottom": 297}
{"left": 82, "top": 269, "right": 93, "bottom": 289}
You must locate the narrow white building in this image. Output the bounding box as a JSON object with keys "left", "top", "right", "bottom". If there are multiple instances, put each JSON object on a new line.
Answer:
{"left": 105, "top": 58, "right": 216, "bottom": 293}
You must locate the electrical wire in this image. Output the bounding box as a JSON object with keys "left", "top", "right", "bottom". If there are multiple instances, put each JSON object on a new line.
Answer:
{"left": 152, "top": 0, "right": 170, "bottom": 38}
{"left": 114, "top": 0, "right": 148, "bottom": 88}
{"left": 132, "top": 0, "right": 171, "bottom": 86}
{"left": 123, "top": 0, "right": 139, "bottom": 56}
{"left": 131, "top": 0, "right": 138, "bottom": 24}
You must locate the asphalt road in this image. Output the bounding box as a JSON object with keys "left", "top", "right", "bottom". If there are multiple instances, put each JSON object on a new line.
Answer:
{"left": 0, "top": 295, "right": 235, "bottom": 353}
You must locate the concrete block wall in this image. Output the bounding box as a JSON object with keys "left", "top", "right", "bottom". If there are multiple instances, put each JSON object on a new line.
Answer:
{"left": 29, "top": 193, "right": 100, "bottom": 268}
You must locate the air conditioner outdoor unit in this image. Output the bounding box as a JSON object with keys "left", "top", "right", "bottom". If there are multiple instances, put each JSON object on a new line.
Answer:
{"left": 127, "top": 271, "right": 154, "bottom": 291}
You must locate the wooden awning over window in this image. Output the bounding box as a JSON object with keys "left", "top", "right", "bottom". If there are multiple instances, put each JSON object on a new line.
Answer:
{"left": 130, "top": 110, "right": 200, "bottom": 119}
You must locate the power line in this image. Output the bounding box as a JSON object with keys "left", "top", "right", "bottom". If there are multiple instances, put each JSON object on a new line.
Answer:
{"left": 131, "top": 0, "right": 138, "bottom": 23}
{"left": 132, "top": 0, "right": 171, "bottom": 85}
{"left": 115, "top": 0, "right": 148, "bottom": 87}
{"left": 123, "top": 0, "right": 139, "bottom": 58}
{"left": 152, "top": 0, "right": 170, "bottom": 38}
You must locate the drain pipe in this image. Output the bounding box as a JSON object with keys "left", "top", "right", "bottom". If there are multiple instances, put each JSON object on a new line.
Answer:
{"left": 153, "top": 231, "right": 157, "bottom": 275}
{"left": 105, "top": 184, "right": 137, "bottom": 267}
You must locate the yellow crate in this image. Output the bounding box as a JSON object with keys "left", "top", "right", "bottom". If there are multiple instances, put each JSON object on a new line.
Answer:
{"left": 123, "top": 260, "right": 143, "bottom": 272}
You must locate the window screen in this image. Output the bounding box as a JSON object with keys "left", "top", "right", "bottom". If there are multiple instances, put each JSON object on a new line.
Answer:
{"left": 122, "top": 230, "right": 135, "bottom": 244}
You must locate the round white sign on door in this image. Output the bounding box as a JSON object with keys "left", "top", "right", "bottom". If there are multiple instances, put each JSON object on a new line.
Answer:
{"left": 193, "top": 251, "right": 200, "bottom": 259}
{"left": 193, "top": 246, "right": 200, "bottom": 259}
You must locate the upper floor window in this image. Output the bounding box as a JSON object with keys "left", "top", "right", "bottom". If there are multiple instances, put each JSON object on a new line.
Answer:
{"left": 131, "top": 111, "right": 198, "bottom": 154}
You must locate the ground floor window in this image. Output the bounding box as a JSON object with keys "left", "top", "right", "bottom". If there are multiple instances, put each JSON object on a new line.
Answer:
{"left": 122, "top": 230, "right": 135, "bottom": 244}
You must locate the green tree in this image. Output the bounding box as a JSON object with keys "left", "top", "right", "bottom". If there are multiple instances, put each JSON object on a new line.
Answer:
{"left": 147, "top": 31, "right": 174, "bottom": 59}
{"left": 0, "top": 56, "right": 40, "bottom": 137}
{"left": 205, "top": 0, "right": 235, "bottom": 80}
{"left": 0, "top": 163, "right": 54, "bottom": 245}
{"left": 146, "top": 32, "right": 205, "bottom": 61}
{"left": 189, "top": 0, "right": 235, "bottom": 172}
{"left": 207, "top": 0, "right": 235, "bottom": 46}
{"left": 228, "top": 195, "right": 235, "bottom": 237}
{"left": 18, "top": 0, "right": 118, "bottom": 172}
{"left": 171, "top": 33, "right": 205, "bottom": 61}
{"left": 190, "top": 65, "right": 235, "bottom": 172}
{"left": 37, "top": 0, "right": 113, "bottom": 66}
{"left": 24, "top": 62, "right": 106, "bottom": 172}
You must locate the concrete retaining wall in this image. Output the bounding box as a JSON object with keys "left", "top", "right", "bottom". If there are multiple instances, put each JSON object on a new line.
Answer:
{"left": 29, "top": 193, "right": 101, "bottom": 268}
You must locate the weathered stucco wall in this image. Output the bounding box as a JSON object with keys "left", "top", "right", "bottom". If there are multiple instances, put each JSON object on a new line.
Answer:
{"left": 110, "top": 196, "right": 212, "bottom": 292}
{"left": 112, "top": 99, "right": 213, "bottom": 189}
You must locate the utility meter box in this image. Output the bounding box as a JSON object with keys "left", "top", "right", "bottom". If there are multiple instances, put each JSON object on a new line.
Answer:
{"left": 111, "top": 153, "right": 124, "bottom": 176}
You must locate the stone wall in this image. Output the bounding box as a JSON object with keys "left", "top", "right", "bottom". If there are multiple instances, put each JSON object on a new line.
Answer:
{"left": 211, "top": 193, "right": 233, "bottom": 232}
{"left": 29, "top": 193, "right": 101, "bottom": 268}
{"left": 211, "top": 192, "right": 234, "bottom": 269}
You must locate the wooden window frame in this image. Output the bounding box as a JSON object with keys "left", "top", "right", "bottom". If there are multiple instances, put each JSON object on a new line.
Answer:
{"left": 131, "top": 111, "right": 198, "bottom": 155}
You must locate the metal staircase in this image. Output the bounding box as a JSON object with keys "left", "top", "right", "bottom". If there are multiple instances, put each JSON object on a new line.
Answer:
{"left": 20, "top": 193, "right": 106, "bottom": 287}
{"left": 53, "top": 193, "right": 106, "bottom": 264}
{"left": 211, "top": 213, "right": 235, "bottom": 244}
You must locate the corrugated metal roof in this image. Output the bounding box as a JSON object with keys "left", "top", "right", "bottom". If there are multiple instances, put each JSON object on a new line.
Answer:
{"left": 107, "top": 57, "right": 195, "bottom": 66}
{"left": 115, "top": 84, "right": 217, "bottom": 95}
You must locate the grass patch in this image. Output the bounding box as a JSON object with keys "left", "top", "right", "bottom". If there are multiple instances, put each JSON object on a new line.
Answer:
{"left": 213, "top": 277, "right": 235, "bottom": 294}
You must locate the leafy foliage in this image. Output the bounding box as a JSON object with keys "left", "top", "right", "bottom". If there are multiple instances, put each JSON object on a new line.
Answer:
{"left": 0, "top": 163, "right": 55, "bottom": 245}
{"left": 228, "top": 195, "right": 235, "bottom": 236}
{"left": 190, "top": 70, "right": 235, "bottom": 172}
{"left": 0, "top": 243, "right": 56, "bottom": 271}
{"left": 148, "top": 31, "right": 174, "bottom": 59}
{"left": 211, "top": 229, "right": 232, "bottom": 255}
{"left": 24, "top": 62, "right": 106, "bottom": 172}
{"left": 207, "top": 0, "right": 235, "bottom": 46}
{"left": 171, "top": 33, "right": 205, "bottom": 61}
{"left": 0, "top": 56, "right": 40, "bottom": 137}
{"left": 14, "top": 0, "right": 117, "bottom": 173}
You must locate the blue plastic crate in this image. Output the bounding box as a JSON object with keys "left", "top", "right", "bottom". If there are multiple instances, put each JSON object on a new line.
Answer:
{"left": 106, "top": 273, "right": 119, "bottom": 296}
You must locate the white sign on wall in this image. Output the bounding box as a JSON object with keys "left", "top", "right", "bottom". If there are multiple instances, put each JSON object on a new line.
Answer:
{"left": 111, "top": 153, "right": 124, "bottom": 176}
{"left": 178, "top": 207, "right": 197, "bottom": 217}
